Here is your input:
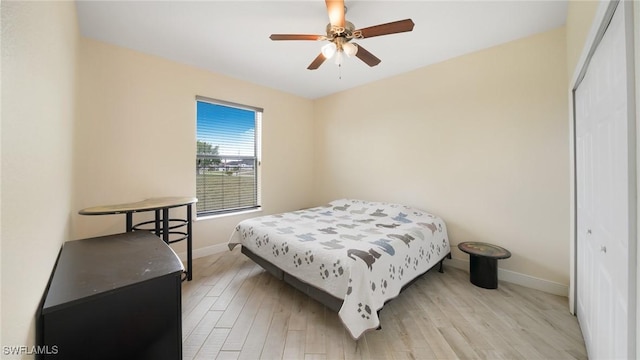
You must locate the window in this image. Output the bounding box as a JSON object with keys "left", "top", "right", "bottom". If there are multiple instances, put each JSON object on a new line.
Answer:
{"left": 196, "top": 96, "right": 262, "bottom": 216}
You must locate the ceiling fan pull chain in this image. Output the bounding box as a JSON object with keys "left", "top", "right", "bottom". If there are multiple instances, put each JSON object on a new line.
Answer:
{"left": 339, "top": 63, "right": 342, "bottom": 80}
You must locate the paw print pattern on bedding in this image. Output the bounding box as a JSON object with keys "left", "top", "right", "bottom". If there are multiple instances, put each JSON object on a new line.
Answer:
{"left": 293, "top": 253, "right": 303, "bottom": 268}
{"left": 270, "top": 241, "right": 289, "bottom": 257}
{"left": 240, "top": 226, "right": 254, "bottom": 240}
{"left": 404, "top": 255, "right": 411, "bottom": 269}
{"left": 357, "top": 303, "right": 372, "bottom": 320}
{"left": 304, "top": 250, "right": 314, "bottom": 264}
{"left": 333, "top": 260, "right": 344, "bottom": 277}
{"left": 255, "top": 234, "right": 269, "bottom": 248}
{"left": 319, "top": 263, "right": 330, "bottom": 279}
{"left": 380, "top": 278, "right": 388, "bottom": 295}
{"left": 272, "top": 244, "right": 280, "bottom": 257}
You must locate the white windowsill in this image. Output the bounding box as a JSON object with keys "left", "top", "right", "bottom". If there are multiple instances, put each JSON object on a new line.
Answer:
{"left": 195, "top": 207, "right": 263, "bottom": 221}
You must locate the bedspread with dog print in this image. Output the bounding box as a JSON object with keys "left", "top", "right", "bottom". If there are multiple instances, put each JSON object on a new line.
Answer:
{"left": 228, "top": 199, "right": 450, "bottom": 339}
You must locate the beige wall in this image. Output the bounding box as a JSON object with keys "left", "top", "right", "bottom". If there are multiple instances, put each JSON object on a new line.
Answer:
{"left": 73, "top": 38, "right": 315, "bottom": 253}
{"left": 566, "top": 0, "right": 600, "bottom": 79}
{"left": 314, "top": 27, "right": 570, "bottom": 285}
{"left": 1, "top": 0, "right": 78, "bottom": 354}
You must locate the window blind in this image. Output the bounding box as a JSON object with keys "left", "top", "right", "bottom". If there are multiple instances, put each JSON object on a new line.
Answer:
{"left": 196, "top": 96, "right": 262, "bottom": 216}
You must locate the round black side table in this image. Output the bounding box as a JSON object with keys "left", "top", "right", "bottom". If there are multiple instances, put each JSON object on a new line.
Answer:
{"left": 458, "top": 242, "right": 511, "bottom": 289}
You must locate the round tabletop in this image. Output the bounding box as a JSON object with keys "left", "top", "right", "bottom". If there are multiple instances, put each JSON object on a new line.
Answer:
{"left": 458, "top": 242, "right": 511, "bottom": 259}
{"left": 79, "top": 197, "right": 198, "bottom": 215}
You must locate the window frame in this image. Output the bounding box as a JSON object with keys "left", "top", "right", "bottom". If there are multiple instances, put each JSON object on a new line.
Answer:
{"left": 195, "top": 95, "right": 262, "bottom": 217}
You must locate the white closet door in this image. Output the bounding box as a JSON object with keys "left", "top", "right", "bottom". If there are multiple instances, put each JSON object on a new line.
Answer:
{"left": 575, "top": 3, "right": 632, "bottom": 359}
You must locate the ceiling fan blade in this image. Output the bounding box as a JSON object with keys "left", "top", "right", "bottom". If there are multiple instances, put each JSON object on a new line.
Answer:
{"left": 356, "top": 19, "right": 415, "bottom": 39}
{"left": 270, "top": 34, "right": 324, "bottom": 41}
{"left": 354, "top": 44, "right": 381, "bottom": 67}
{"left": 325, "top": 0, "right": 345, "bottom": 28}
{"left": 307, "top": 53, "right": 327, "bottom": 70}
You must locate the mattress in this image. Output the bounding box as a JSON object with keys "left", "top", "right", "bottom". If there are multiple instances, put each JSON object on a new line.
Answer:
{"left": 228, "top": 199, "right": 450, "bottom": 338}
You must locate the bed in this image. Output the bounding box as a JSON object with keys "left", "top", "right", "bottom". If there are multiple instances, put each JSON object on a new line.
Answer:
{"left": 228, "top": 199, "right": 450, "bottom": 339}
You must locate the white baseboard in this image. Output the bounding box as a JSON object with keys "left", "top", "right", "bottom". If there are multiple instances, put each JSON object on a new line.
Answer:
{"left": 445, "top": 258, "right": 569, "bottom": 297}
{"left": 178, "top": 245, "right": 568, "bottom": 297}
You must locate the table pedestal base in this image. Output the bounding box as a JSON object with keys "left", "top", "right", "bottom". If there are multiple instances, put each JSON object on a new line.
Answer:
{"left": 469, "top": 255, "right": 498, "bottom": 289}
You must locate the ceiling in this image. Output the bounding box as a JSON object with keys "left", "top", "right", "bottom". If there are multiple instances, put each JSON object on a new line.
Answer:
{"left": 76, "top": 1, "right": 568, "bottom": 99}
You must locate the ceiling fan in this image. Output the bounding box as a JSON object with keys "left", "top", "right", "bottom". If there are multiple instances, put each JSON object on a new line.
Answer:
{"left": 269, "top": 0, "right": 415, "bottom": 70}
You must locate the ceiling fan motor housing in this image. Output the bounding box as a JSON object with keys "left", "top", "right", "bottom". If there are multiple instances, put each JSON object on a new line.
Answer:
{"left": 326, "top": 21, "right": 362, "bottom": 42}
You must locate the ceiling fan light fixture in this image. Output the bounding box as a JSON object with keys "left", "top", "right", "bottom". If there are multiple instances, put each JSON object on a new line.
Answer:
{"left": 343, "top": 42, "right": 358, "bottom": 57}
{"left": 321, "top": 42, "right": 337, "bottom": 59}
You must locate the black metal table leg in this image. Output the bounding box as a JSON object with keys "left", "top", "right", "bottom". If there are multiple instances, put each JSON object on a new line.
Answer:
{"left": 154, "top": 209, "right": 161, "bottom": 237}
{"left": 126, "top": 213, "right": 133, "bottom": 232}
{"left": 187, "top": 204, "right": 193, "bottom": 281}
{"left": 162, "top": 208, "right": 169, "bottom": 244}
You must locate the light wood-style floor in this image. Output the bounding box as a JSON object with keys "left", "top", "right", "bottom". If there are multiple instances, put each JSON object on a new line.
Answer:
{"left": 181, "top": 248, "right": 587, "bottom": 360}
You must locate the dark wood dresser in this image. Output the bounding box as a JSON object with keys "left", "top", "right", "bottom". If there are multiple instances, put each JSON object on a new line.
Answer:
{"left": 37, "top": 231, "right": 184, "bottom": 360}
